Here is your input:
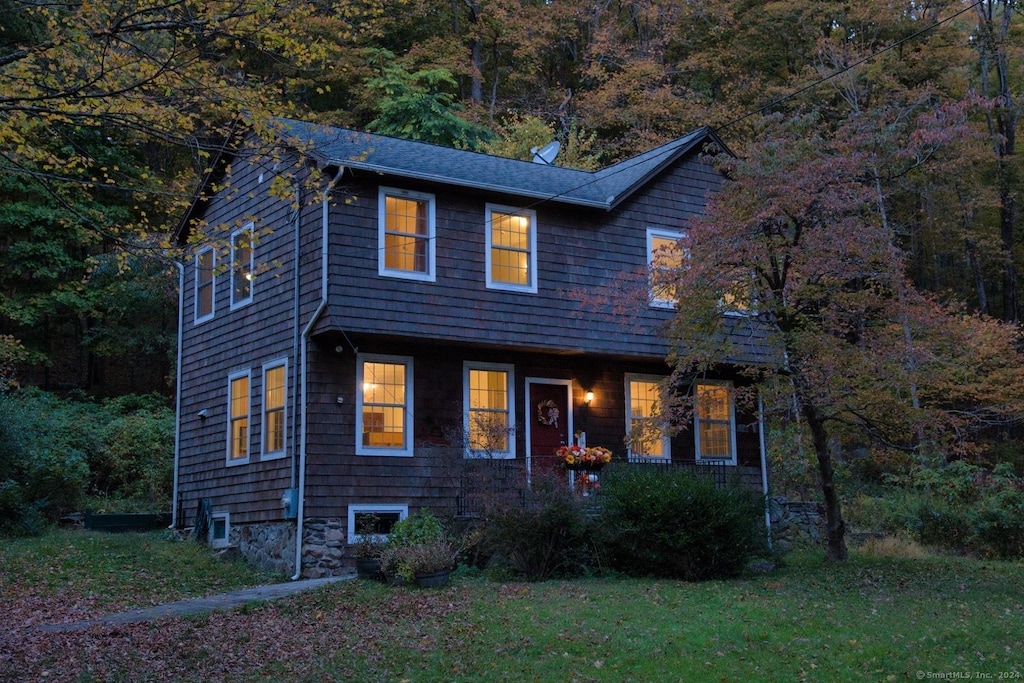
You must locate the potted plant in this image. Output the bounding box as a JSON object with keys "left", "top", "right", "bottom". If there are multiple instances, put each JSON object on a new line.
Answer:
{"left": 379, "top": 510, "right": 459, "bottom": 587}
{"left": 352, "top": 515, "right": 385, "bottom": 581}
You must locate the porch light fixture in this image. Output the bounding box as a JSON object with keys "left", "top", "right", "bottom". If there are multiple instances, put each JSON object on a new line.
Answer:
{"left": 584, "top": 391, "right": 594, "bottom": 406}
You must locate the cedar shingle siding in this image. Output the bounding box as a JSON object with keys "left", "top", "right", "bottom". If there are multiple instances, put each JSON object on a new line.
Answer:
{"left": 174, "top": 122, "right": 771, "bottom": 576}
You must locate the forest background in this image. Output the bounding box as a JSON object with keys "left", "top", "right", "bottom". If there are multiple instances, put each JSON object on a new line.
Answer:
{"left": 1, "top": 0, "right": 1023, "bottom": 555}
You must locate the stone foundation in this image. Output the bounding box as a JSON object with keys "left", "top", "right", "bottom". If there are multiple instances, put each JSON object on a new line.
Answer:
{"left": 231, "top": 518, "right": 351, "bottom": 578}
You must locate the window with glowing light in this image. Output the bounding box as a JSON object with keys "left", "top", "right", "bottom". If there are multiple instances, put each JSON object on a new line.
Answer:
{"left": 231, "top": 224, "right": 254, "bottom": 308}
{"left": 625, "top": 374, "right": 670, "bottom": 460}
{"left": 357, "top": 356, "right": 413, "bottom": 456}
{"left": 486, "top": 204, "right": 537, "bottom": 292}
{"left": 227, "top": 369, "right": 251, "bottom": 465}
{"left": 464, "top": 363, "right": 514, "bottom": 458}
{"left": 695, "top": 381, "right": 737, "bottom": 464}
{"left": 262, "top": 360, "right": 287, "bottom": 459}
{"left": 379, "top": 188, "right": 436, "bottom": 280}
{"left": 647, "top": 228, "right": 683, "bottom": 308}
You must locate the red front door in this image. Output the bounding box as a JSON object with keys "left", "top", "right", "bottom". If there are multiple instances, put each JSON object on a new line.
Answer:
{"left": 529, "top": 382, "right": 571, "bottom": 478}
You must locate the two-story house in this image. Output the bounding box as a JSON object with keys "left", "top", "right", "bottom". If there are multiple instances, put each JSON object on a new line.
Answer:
{"left": 171, "top": 118, "right": 771, "bottom": 578}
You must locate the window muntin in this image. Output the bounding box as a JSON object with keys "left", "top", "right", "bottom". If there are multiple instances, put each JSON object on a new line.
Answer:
{"left": 464, "top": 363, "right": 515, "bottom": 458}
{"left": 625, "top": 374, "right": 670, "bottom": 460}
{"left": 263, "top": 361, "right": 287, "bottom": 459}
{"left": 647, "top": 228, "right": 683, "bottom": 308}
{"left": 357, "top": 356, "right": 413, "bottom": 456}
{"left": 231, "top": 224, "right": 254, "bottom": 308}
{"left": 227, "top": 370, "right": 251, "bottom": 464}
{"left": 194, "top": 247, "right": 215, "bottom": 323}
{"left": 695, "top": 381, "right": 737, "bottom": 464}
{"left": 348, "top": 504, "right": 409, "bottom": 543}
{"left": 486, "top": 204, "right": 537, "bottom": 293}
{"left": 379, "top": 188, "right": 436, "bottom": 281}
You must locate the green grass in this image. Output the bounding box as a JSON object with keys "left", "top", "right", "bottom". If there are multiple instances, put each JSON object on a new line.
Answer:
{"left": 3, "top": 531, "right": 1023, "bottom": 682}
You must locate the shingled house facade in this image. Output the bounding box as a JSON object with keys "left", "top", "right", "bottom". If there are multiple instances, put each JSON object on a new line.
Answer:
{"left": 172, "top": 119, "right": 771, "bottom": 577}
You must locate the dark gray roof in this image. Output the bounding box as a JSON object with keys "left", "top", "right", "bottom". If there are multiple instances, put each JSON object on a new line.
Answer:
{"left": 272, "top": 117, "right": 723, "bottom": 210}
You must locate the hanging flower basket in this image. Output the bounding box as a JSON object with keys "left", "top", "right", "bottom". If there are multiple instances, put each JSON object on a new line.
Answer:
{"left": 556, "top": 445, "right": 612, "bottom": 472}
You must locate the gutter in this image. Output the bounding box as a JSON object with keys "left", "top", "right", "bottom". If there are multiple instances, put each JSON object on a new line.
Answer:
{"left": 758, "top": 393, "right": 772, "bottom": 551}
{"left": 170, "top": 260, "right": 184, "bottom": 529}
{"left": 292, "top": 165, "right": 344, "bottom": 581}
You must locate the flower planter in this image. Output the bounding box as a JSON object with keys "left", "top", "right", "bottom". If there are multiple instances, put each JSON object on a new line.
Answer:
{"left": 414, "top": 570, "right": 451, "bottom": 588}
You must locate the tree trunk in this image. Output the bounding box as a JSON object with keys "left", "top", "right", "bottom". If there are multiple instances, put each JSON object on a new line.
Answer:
{"left": 800, "top": 400, "right": 848, "bottom": 561}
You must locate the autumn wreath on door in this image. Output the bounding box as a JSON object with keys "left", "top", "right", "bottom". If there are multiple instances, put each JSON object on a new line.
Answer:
{"left": 537, "top": 399, "right": 560, "bottom": 428}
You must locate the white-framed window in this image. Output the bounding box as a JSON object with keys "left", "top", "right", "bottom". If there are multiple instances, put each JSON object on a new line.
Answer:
{"left": 348, "top": 504, "right": 409, "bottom": 543}
{"left": 463, "top": 362, "right": 515, "bottom": 458}
{"left": 194, "top": 247, "right": 215, "bottom": 323}
{"left": 262, "top": 359, "right": 288, "bottom": 460}
{"left": 695, "top": 380, "right": 737, "bottom": 465}
{"left": 647, "top": 228, "right": 684, "bottom": 309}
{"left": 357, "top": 355, "right": 414, "bottom": 456}
{"left": 625, "top": 373, "right": 670, "bottom": 460}
{"left": 209, "top": 512, "right": 230, "bottom": 549}
{"left": 230, "top": 223, "right": 254, "bottom": 308}
{"left": 227, "top": 369, "right": 251, "bottom": 465}
{"left": 378, "top": 187, "right": 436, "bottom": 281}
{"left": 486, "top": 204, "right": 537, "bottom": 293}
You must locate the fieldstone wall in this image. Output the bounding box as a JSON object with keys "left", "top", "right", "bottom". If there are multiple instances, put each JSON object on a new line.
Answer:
{"left": 231, "top": 518, "right": 352, "bottom": 578}
{"left": 770, "top": 497, "right": 825, "bottom": 552}
{"left": 233, "top": 522, "right": 296, "bottom": 576}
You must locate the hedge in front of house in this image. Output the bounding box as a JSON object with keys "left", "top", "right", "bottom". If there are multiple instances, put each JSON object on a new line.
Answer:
{"left": 599, "top": 467, "right": 768, "bottom": 580}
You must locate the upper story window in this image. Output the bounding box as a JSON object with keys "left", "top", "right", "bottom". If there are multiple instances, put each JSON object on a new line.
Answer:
{"left": 231, "top": 224, "right": 254, "bottom": 308}
{"left": 486, "top": 204, "right": 537, "bottom": 293}
{"left": 379, "top": 187, "right": 436, "bottom": 281}
{"left": 227, "top": 369, "right": 251, "bottom": 465}
{"left": 464, "top": 362, "right": 515, "bottom": 458}
{"left": 262, "top": 360, "right": 287, "bottom": 460}
{"left": 194, "top": 247, "right": 215, "bottom": 323}
{"left": 695, "top": 381, "right": 737, "bottom": 465}
{"left": 357, "top": 355, "right": 414, "bottom": 457}
{"left": 647, "top": 228, "right": 684, "bottom": 309}
{"left": 625, "top": 374, "right": 670, "bottom": 460}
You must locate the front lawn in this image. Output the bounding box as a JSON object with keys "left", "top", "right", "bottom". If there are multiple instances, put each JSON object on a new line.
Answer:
{"left": 2, "top": 531, "right": 1022, "bottom": 681}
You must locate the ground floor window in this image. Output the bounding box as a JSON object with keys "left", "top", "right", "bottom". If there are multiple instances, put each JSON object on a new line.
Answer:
{"left": 357, "top": 355, "right": 413, "bottom": 456}
{"left": 348, "top": 504, "right": 409, "bottom": 542}
{"left": 464, "top": 362, "right": 515, "bottom": 458}
{"left": 625, "top": 374, "right": 670, "bottom": 460}
{"left": 695, "top": 381, "right": 737, "bottom": 465}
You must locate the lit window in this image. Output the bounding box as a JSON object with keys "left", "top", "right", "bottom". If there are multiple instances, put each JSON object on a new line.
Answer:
{"left": 695, "top": 381, "right": 737, "bottom": 464}
{"left": 625, "top": 375, "right": 670, "bottom": 460}
{"left": 357, "top": 356, "right": 413, "bottom": 456}
{"left": 647, "top": 228, "right": 683, "bottom": 308}
{"left": 379, "top": 188, "right": 436, "bottom": 281}
{"left": 194, "top": 247, "right": 215, "bottom": 323}
{"left": 263, "top": 361, "right": 287, "bottom": 458}
{"left": 227, "top": 370, "right": 251, "bottom": 464}
{"left": 486, "top": 204, "right": 537, "bottom": 293}
{"left": 464, "top": 363, "right": 514, "bottom": 458}
{"left": 231, "top": 224, "right": 254, "bottom": 308}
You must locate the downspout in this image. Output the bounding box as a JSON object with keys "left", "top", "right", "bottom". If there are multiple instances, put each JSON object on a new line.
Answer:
{"left": 758, "top": 393, "right": 773, "bottom": 551}
{"left": 170, "top": 260, "right": 184, "bottom": 529}
{"left": 290, "top": 185, "right": 302, "bottom": 491}
{"left": 292, "top": 165, "right": 344, "bottom": 580}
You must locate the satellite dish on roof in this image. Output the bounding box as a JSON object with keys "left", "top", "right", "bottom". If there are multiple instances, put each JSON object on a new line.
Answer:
{"left": 531, "top": 140, "right": 561, "bottom": 165}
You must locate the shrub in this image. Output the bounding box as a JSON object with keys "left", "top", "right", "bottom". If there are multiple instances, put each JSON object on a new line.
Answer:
{"left": 480, "top": 471, "right": 597, "bottom": 580}
{"left": 599, "top": 467, "right": 767, "bottom": 581}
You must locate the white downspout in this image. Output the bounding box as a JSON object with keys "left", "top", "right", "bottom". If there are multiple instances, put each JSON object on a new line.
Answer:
{"left": 292, "top": 166, "right": 344, "bottom": 580}
{"left": 170, "top": 260, "right": 184, "bottom": 529}
{"left": 758, "top": 393, "right": 772, "bottom": 551}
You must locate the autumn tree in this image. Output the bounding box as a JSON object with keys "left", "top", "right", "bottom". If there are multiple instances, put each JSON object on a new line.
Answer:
{"left": 668, "top": 113, "right": 1024, "bottom": 561}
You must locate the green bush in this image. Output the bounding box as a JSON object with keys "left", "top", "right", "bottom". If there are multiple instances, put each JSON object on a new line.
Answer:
{"left": 480, "top": 471, "right": 597, "bottom": 580}
{"left": 599, "top": 467, "right": 767, "bottom": 581}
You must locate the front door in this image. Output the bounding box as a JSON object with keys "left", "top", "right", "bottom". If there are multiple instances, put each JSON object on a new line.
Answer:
{"left": 527, "top": 380, "right": 572, "bottom": 479}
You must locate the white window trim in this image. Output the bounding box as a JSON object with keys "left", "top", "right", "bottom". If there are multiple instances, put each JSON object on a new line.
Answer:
{"left": 463, "top": 361, "right": 516, "bottom": 459}
{"left": 694, "top": 379, "right": 738, "bottom": 466}
{"left": 378, "top": 186, "right": 437, "bottom": 282}
{"left": 261, "top": 358, "right": 288, "bottom": 461}
{"left": 226, "top": 369, "right": 252, "bottom": 466}
{"left": 347, "top": 503, "right": 409, "bottom": 543}
{"left": 209, "top": 512, "right": 230, "bottom": 549}
{"left": 625, "top": 372, "right": 671, "bottom": 462}
{"left": 647, "top": 227, "right": 683, "bottom": 309}
{"left": 194, "top": 246, "right": 216, "bottom": 324}
{"left": 230, "top": 223, "right": 254, "bottom": 309}
{"left": 356, "top": 354, "right": 415, "bottom": 457}
{"left": 485, "top": 203, "right": 538, "bottom": 294}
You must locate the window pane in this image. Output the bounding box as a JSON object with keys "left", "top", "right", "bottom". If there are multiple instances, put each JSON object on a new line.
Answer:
{"left": 230, "top": 375, "right": 249, "bottom": 459}
{"left": 468, "top": 369, "right": 509, "bottom": 452}
{"left": 384, "top": 196, "right": 429, "bottom": 273}
{"left": 629, "top": 379, "right": 665, "bottom": 458}
{"left": 362, "top": 361, "right": 406, "bottom": 449}
{"left": 232, "top": 230, "right": 252, "bottom": 303}
{"left": 490, "top": 211, "right": 531, "bottom": 286}
{"left": 265, "top": 366, "right": 286, "bottom": 453}
{"left": 196, "top": 250, "right": 214, "bottom": 317}
{"left": 697, "top": 383, "right": 733, "bottom": 460}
